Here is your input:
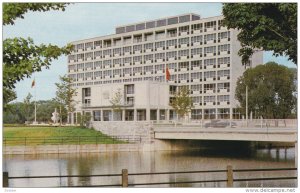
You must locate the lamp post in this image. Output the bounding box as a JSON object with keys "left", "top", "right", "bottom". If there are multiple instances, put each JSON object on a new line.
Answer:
{"left": 246, "top": 85, "right": 248, "bottom": 127}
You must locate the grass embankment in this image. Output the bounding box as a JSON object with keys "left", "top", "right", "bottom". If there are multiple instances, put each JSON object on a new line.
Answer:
{"left": 3, "top": 126, "right": 126, "bottom": 146}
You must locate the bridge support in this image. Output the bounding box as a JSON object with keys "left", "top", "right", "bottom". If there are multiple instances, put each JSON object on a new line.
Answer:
{"left": 295, "top": 141, "right": 298, "bottom": 168}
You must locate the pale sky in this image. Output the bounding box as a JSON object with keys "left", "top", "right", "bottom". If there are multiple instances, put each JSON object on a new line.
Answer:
{"left": 3, "top": 2, "right": 297, "bottom": 102}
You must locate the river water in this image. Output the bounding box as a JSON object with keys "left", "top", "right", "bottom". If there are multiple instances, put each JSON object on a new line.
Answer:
{"left": 3, "top": 147, "right": 296, "bottom": 188}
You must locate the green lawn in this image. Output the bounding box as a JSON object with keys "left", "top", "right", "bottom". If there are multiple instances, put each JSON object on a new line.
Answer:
{"left": 3, "top": 126, "right": 128, "bottom": 146}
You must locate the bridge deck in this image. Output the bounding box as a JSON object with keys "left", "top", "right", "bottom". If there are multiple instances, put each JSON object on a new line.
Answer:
{"left": 154, "top": 127, "right": 297, "bottom": 142}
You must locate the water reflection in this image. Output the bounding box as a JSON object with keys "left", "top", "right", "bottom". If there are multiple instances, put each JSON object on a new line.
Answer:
{"left": 3, "top": 147, "right": 296, "bottom": 188}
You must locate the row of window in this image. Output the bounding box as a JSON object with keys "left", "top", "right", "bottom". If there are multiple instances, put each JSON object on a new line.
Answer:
{"left": 68, "top": 58, "right": 230, "bottom": 73}
{"left": 69, "top": 43, "right": 230, "bottom": 62}
{"left": 74, "top": 24, "right": 229, "bottom": 51}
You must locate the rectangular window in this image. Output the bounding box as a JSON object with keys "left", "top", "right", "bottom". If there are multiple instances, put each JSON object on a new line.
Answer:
{"left": 191, "top": 48, "right": 202, "bottom": 56}
{"left": 144, "top": 65, "right": 153, "bottom": 73}
{"left": 77, "top": 53, "right": 84, "bottom": 60}
{"left": 144, "top": 54, "right": 153, "bottom": 61}
{"left": 94, "top": 51, "right": 102, "bottom": 58}
{"left": 113, "top": 48, "right": 122, "bottom": 55}
{"left": 94, "top": 61, "right": 102, "bottom": 69}
{"left": 191, "top": 72, "right": 201, "bottom": 80}
{"left": 178, "top": 62, "right": 189, "bottom": 69}
{"left": 144, "top": 43, "right": 153, "bottom": 50}
{"left": 204, "top": 46, "right": 216, "bottom": 54}
{"left": 85, "top": 62, "right": 93, "bottom": 70}
{"left": 167, "top": 63, "right": 177, "bottom": 70}
{"left": 218, "top": 31, "right": 230, "bottom": 40}
{"left": 204, "top": 71, "right": 216, "bottom": 79}
{"left": 83, "top": 87, "right": 91, "bottom": 97}
{"left": 103, "top": 49, "right": 111, "bottom": 56}
{"left": 218, "top": 44, "right": 230, "bottom": 52}
{"left": 77, "top": 63, "right": 84, "bottom": 70}
{"left": 204, "top": 21, "right": 217, "bottom": 29}
{"left": 191, "top": 96, "right": 202, "bottom": 103}
{"left": 166, "top": 39, "right": 177, "bottom": 47}
{"left": 217, "top": 82, "right": 230, "bottom": 90}
{"left": 192, "top": 23, "right": 202, "bottom": 31}
{"left": 93, "top": 111, "right": 101, "bottom": 121}
{"left": 85, "top": 42, "right": 93, "bottom": 49}
{"left": 218, "top": 57, "right": 230, "bottom": 65}
{"left": 178, "top": 37, "right": 189, "bottom": 45}
{"left": 191, "top": 60, "right": 202, "bottom": 68}
{"left": 155, "top": 64, "right": 165, "bottom": 71}
{"left": 204, "top": 96, "right": 216, "bottom": 103}
{"left": 217, "top": 70, "right": 230, "bottom": 78}
{"left": 123, "top": 68, "right": 132, "bottom": 75}
{"left": 178, "top": 49, "right": 189, "bottom": 57}
{"left": 191, "top": 35, "right": 203, "bottom": 43}
{"left": 204, "top": 83, "right": 216, "bottom": 92}
{"left": 77, "top": 73, "right": 84, "bottom": 80}
{"left": 124, "top": 57, "right": 132, "bottom": 64}
{"left": 133, "top": 67, "right": 143, "bottom": 73}
{"left": 85, "top": 72, "right": 93, "bottom": 79}
{"left": 155, "top": 53, "right": 165, "bottom": 60}
{"left": 133, "top": 56, "right": 142, "bottom": 62}
{"left": 191, "top": 84, "right": 202, "bottom": 92}
{"left": 123, "top": 46, "right": 131, "bottom": 53}
{"left": 133, "top": 45, "right": 142, "bottom": 52}
{"left": 113, "top": 58, "right": 121, "bottom": 65}
{"left": 178, "top": 73, "right": 189, "bottom": 81}
{"left": 217, "top": 95, "right": 230, "bottom": 102}
{"left": 155, "top": 41, "right": 165, "bottom": 48}
{"left": 113, "top": 69, "right": 122, "bottom": 75}
{"left": 103, "top": 60, "right": 111, "bottom": 68}
{"left": 204, "top": 58, "right": 216, "bottom": 67}
{"left": 204, "top": 33, "right": 216, "bottom": 42}
{"left": 94, "top": 71, "right": 102, "bottom": 78}
{"left": 94, "top": 40, "right": 101, "bottom": 48}
{"left": 166, "top": 51, "right": 177, "bottom": 59}
{"left": 103, "top": 70, "right": 112, "bottom": 77}
{"left": 191, "top": 109, "right": 202, "bottom": 120}
{"left": 125, "top": 84, "right": 134, "bottom": 94}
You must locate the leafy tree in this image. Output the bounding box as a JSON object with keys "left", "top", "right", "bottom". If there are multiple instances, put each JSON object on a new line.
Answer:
{"left": 54, "top": 75, "right": 77, "bottom": 124}
{"left": 23, "top": 93, "right": 34, "bottom": 122}
{"left": 170, "top": 86, "right": 193, "bottom": 120}
{"left": 3, "top": 88, "right": 17, "bottom": 111}
{"left": 235, "top": 62, "right": 296, "bottom": 119}
{"left": 222, "top": 3, "right": 297, "bottom": 65}
{"left": 110, "top": 88, "right": 123, "bottom": 120}
{"left": 3, "top": 3, "right": 69, "bottom": 25}
{"left": 3, "top": 3, "right": 73, "bottom": 107}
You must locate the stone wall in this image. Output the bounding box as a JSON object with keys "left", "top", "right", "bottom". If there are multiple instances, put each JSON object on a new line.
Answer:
{"left": 90, "top": 121, "right": 154, "bottom": 143}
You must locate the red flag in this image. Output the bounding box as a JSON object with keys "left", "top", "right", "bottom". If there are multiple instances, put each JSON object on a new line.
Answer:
{"left": 31, "top": 79, "right": 35, "bottom": 88}
{"left": 166, "top": 67, "right": 170, "bottom": 81}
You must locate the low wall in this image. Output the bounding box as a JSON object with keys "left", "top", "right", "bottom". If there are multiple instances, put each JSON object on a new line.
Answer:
{"left": 3, "top": 139, "right": 205, "bottom": 155}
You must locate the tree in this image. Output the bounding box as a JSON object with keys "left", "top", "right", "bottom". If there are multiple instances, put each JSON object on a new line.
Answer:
{"left": 170, "top": 86, "right": 193, "bottom": 120}
{"left": 222, "top": 3, "right": 297, "bottom": 65}
{"left": 23, "top": 93, "right": 34, "bottom": 122}
{"left": 3, "top": 3, "right": 73, "bottom": 107}
{"left": 3, "top": 88, "right": 17, "bottom": 111}
{"left": 54, "top": 75, "right": 77, "bottom": 124}
{"left": 109, "top": 88, "right": 123, "bottom": 120}
{"left": 235, "top": 62, "right": 296, "bottom": 119}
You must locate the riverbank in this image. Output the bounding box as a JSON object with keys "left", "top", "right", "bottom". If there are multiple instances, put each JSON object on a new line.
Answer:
{"left": 3, "top": 126, "right": 125, "bottom": 145}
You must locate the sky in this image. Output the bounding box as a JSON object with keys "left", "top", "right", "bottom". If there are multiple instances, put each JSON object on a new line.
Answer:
{"left": 3, "top": 2, "right": 297, "bottom": 102}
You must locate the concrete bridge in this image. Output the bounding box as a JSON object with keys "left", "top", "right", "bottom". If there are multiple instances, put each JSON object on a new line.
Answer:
{"left": 153, "top": 119, "right": 297, "bottom": 143}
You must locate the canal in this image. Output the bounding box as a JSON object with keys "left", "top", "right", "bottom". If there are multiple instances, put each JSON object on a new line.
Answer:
{"left": 3, "top": 147, "right": 296, "bottom": 188}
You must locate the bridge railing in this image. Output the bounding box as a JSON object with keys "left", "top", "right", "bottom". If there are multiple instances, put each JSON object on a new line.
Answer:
{"left": 3, "top": 166, "right": 297, "bottom": 187}
{"left": 152, "top": 119, "right": 297, "bottom": 129}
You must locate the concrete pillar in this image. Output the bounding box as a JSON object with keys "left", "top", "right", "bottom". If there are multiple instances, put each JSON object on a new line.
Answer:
{"left": 100, "top": 109, "right": 103, "bottom": 122}
{"left": 295, "top": 141, "right": 298, "bottom": 168}
{"left": 146, "top": 108, "right": 151, "bottom": 121}
{"left": 111, "top": 110, "right": 114, "bottom": 121}
{"left": 75, "top": 112, "right": 78, "bottom": 125}
{"left": 122, "top": 110, "right": 125, "bottom": 122}
{"left": 166, "top": 109, "right": 170, "bottom": 121}
{"left": 157, "top": 109, "right": 160, "bottom": 122}
{"left": 134, "top": 109, "right": 137, "bottom": 121}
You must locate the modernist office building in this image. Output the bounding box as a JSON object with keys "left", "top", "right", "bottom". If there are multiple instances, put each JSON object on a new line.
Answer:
{"left": 67, "top": 13, "right": 263, "bottom": 123}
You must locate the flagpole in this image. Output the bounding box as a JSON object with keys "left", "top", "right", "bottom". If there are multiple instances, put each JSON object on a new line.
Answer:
{"left": 34, "top": 76, "right": 37, "bottom": 124}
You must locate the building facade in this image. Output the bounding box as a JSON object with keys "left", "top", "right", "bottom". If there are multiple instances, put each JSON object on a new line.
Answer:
{"left": 67, "top": 13, "right": 263, "bottom": 123}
